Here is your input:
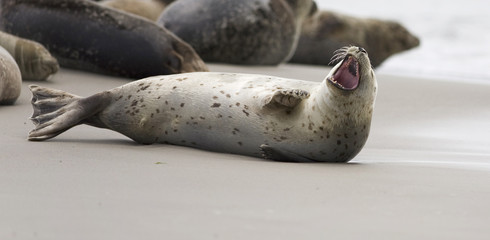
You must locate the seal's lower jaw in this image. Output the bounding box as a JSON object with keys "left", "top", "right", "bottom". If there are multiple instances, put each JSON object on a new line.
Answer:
{"left": 328, "top": 55, "right": 360, "bottom": 91}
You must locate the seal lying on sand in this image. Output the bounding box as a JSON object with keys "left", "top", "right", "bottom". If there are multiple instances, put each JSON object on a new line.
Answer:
{"left": 290, "top": 11, "right": 420, "bottom": 67}
{"left": 0, "top": 46, "right": 21, "bottom": 105}
{"left": 0, "top": 0, "right": 207, "bottom": 79}
{"left": 157, "top": 0, "right": 316, "bottom": 65}
{"left": 0, "top": 31, "right": 58, "bottom": 81}
{"left": 99, "top": 0, "right": 172, "bottom": 21}
{"left": 28, "top": 46, "right": 377, "bottom": 162}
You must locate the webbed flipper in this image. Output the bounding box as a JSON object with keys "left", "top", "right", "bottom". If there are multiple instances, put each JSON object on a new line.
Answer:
{"left": 28, "top": 85, "right": 111, "bottom": 141}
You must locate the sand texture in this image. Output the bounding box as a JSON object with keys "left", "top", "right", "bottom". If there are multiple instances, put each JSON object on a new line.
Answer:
{"left": 1, "top": 64, "right": 490, "bottom": 239}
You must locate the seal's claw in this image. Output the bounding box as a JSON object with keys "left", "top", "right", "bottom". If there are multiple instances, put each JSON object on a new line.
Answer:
{"left": 262, "top": 88, "right": 310, "bottom": 109}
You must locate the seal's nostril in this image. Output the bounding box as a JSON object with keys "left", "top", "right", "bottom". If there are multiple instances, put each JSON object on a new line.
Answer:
{"left": 358, "top": 47, "right": 367, "bottom": 53}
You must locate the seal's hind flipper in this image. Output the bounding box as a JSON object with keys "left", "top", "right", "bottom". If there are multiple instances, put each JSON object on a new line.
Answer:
{"left": 261, "top": 89, "right": 310, "bottom": 109}
{"left": 260, "top": 144, "right": 316, "bottom": 162}
{"left": 28, "top": 85, "right": 110, "bottom": 141}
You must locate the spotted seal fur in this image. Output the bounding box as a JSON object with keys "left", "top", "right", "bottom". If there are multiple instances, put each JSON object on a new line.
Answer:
{"left": 28, "top": 46, "right": 377, "bottom": 162}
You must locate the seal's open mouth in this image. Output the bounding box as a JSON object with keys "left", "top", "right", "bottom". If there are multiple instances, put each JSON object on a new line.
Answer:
{"left": 328, "top": 55, "right": 360, "bottom": 91}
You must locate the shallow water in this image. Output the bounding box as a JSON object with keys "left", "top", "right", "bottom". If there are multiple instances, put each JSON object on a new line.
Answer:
{"left": 315, "top": 0, "right": 490, "bottom": 82}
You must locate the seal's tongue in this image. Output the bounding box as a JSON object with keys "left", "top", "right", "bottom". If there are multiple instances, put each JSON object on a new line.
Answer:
{"left": 330, "top": 56, "right": 359, "bottom": 90}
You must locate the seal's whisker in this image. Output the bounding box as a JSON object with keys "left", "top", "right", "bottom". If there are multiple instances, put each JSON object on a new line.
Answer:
{"left": 329, "top": 46, "right": 350, "bottom": 65}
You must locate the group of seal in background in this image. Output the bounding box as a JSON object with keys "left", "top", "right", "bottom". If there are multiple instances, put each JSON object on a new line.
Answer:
{"left": 0, "top": 0, "right": 417, "bottom": 105}
{"left": 99, "top": 0, "right": 419, "bottom": 67}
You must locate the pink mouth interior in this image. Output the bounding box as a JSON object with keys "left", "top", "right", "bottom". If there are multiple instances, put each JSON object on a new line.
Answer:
{"left": 330, "top": 56, "right": 360, "bottom": 90}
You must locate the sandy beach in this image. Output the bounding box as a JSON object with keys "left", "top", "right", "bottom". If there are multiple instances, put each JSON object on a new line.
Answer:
{"left": 1, "top": 63, "right": 489, "bottom": 239}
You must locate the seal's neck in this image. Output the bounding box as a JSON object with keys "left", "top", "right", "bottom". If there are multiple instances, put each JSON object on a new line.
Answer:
{"left": 306, "top": 79, "right": 375, "bottom": 128}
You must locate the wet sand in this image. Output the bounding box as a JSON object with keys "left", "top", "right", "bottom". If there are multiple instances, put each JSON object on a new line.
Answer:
{"left": 1, "top": 64, "right": 489, "bottom": 239}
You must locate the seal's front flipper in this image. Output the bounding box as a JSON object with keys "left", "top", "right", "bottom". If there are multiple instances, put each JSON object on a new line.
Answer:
{"left": 261, "top": 89, "right": 310, "bottom": 109}
{"left": 260, "top": 144, "right": 316, "bottom": 162}
{"left": 28, "top": 85, "right": 110, "bottom": 141}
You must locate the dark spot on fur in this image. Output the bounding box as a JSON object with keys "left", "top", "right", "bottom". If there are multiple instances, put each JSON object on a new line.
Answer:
{"left": 226, "top": 94, "right": 231, "bottom": 98}
{"left": 211, "top": 103, "right": 221, "bottom": 108}
{"left": 242, "top": 110, "right": 250, "bottom": 116}
{"left": 213, "top": 96, "right": 218, "bottom": 100}
{"left": 170, "top": 107, "right": 175, "bottom": 111}
{"left": 244, "top": 105, "right": 249, "bottom": 110}
{"left": 236, "top": 102, "right": 240, "bottom": 107}
{"left": 200, "top": 116, "right": 205, "bottom": 120}
{"left": 337, "top": 140, "right": 341, "bottom": 145}
{"left": 131, "top": 100, "right": 138, "bottom": 107}
{"left": 180, "top": 103, "right": 185, "bottom": 107}
{"left": 238, "top": 142, "right": 243, "bottom": 146}
{"left": 173, "top": 86, "right": 177, "bottom": 89}
{"left": 283, "top": 128, "right": 290, "bottom": 131}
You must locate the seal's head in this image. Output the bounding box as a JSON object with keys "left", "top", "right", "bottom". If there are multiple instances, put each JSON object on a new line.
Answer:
{"left": 326, "top": 46, "right": 376, "bottom": 98}
{"left": 166, "top": 40, "right": 209, "bottom": 73}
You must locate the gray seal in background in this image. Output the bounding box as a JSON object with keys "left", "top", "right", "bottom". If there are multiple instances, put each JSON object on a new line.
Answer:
{"left": 290, "top": 11, "right": 420, "bottom": 67}
{"left": 0, "top": 0, "right": 208, "bottom": 79}
{"left": 157, "top": 0, "right": 316, "bottom": 65}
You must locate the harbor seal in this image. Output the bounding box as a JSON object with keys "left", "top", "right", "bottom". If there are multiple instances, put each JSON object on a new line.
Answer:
{"left": 99, "top": 0, "right": 172, "bottom": 21}
{"left": 28, "top": 46, "right": 377, "bottom": 162}
{"left": 0, "top": 45, "right": 21, "bottom": 105}
{"left": 0, "top": 0, "right": 207, "bottom": 79}
{"left": 156, "top": 0, "right": 316, "bottom": 65}
{"left": 290, "top": 10, "right": 420, "bottom": 67}
{"left": 0, "top": 31, "right": 59, "bottom": 81}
